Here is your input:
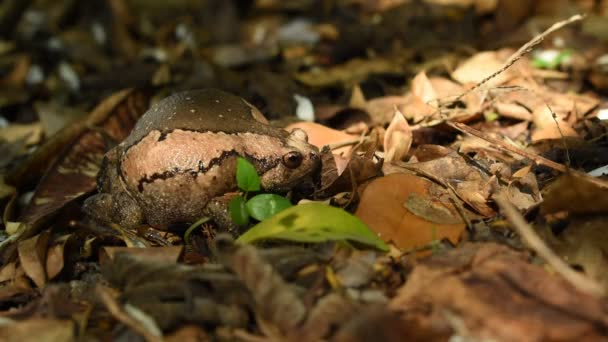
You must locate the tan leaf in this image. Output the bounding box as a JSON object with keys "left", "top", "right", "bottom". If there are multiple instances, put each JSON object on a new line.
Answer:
{"left": 46, "top": 235, "right": 72, "bottom": 280}
{"left": 286, "top": 121, "right": 357, "bottom": 156}
{"left": 531, "top": 105, "right": 578, "bottom": 142}
{"left": 411, "top": 71, "right": 437, "bottom": 104}
{"left": 0, "top": 318, "right": 75, "bottom": 342}
{"left": 383, "top": 109, "right": 412, "bottom": 163}
{"left": 355, "top": 173, "right": 466, "bottom": 250}
{"left": 101, "top": 246, "right": 184, "bottom": 265}
{"left": 17, "top": 231, "right": 50, "bottom": 288}
{"left": 451, "top": 50, "right": 513, "bottom": 86}
{"left": 349, "top": 84, "right": 367, "bottom": 108}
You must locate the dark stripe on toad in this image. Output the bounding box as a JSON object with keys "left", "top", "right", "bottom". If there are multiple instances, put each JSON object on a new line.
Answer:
{"left": 136, "top": 150, "right": 280, "bottom": 192}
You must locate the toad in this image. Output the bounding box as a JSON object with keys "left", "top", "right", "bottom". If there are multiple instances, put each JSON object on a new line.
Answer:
{"left": 83, "top": 89, "right": 320, "bottom": 231}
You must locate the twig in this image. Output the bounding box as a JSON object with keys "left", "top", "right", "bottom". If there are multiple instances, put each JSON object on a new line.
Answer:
{"left": 494, "top": 193, "right": 604, "bottom": 298}
{"left": 454, "top": 14, "right": 585, "bottom": 103}
{"left": 447, "top": 121, "right": 569, "bottom": 173}
{"left": 97, "top": 286, "right": 163, "bottom": 342}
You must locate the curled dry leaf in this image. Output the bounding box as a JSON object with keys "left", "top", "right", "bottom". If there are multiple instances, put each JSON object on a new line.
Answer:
{"left": 541, "top": 172, "right": 608, "bottom": 215}
{"left": 286, "top": 121, "right": 358, "bottom": 156}
{"left": 0, "top": 318, "right": 75, "bottom": 342}
{"left": 299, "top": 293, "right": 359, "bottom": 341}
{"left": 410, "top": 71, "right": 437, "bottom": 104}
{"left": 17, "top": 230, "right": 50, "bottom": 289}
{"left": 230, "top": 245, "right": 306, "bottom": 334}
{"left": 383, "top": 109, "right": 412, "bottom": 163}
{"left": 389, "top": 243, "right": 608, "bottom": 341}
{"left": 45, "top": 234, "right": 72, "bottom": 281}
{"left": 451, "top": 50, "right": 517, "bottom": 87}
{"left": 531, "top": 105, "right": 578, "bottom": 142}
{"left": 355, "top": 173, "right": 466, "bottom": 250}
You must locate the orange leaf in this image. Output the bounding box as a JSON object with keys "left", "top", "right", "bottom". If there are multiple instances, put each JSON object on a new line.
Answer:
{"left": 355, "top": 174, "right": 465, "bottom": 250}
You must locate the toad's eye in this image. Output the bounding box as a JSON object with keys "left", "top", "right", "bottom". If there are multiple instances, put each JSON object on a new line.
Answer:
{"left": 282, "top": 151, "right": 303, "bottom": 169}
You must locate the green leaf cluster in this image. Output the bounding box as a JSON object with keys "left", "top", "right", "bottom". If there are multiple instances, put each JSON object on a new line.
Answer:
{"left": 229, "top": 157, "right": 388, "bottom": 251}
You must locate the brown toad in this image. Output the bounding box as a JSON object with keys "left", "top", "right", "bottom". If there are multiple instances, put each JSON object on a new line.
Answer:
{"left": 83, "top": 89, "right": 320, "bottom": 230}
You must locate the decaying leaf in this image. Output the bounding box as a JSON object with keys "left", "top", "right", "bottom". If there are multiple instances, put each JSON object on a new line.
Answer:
{"left": 541, "top": 172, "right": 608, "bottom": 215}
{"left": 356, "top": 173, "right": 467, "bottom": 250}
{"left": 17, "top": 231, "right": 50, "bottom": 288}
{"left": 389, "top": 243, "right": 608, "bottom": 341}
{"left": 383, "top": 108, "right": 412, "bottom": 163}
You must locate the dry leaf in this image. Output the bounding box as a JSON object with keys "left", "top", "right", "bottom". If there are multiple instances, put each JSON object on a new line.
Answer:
{"left": 0, "top": 318, "right": 75, "bottom": 342}
{"left": 17, "top": 231, "right": 50, "bottom": 288}
{"left": 411, "top": 71, "right": 438, "bottom": 104}
{"left": 286, "top": 121, "right": 357, "bottom": 156}
{"left": 355, "top": 173, "right": 466, "bottom": 250}
{"left": 451, "top": 50, "right": 514, "bottom": 86}
{"left": 383, "top": 109, "right": 412, "bottom": 163}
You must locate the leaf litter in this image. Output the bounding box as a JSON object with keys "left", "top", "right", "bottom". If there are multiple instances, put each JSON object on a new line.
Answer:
{"left": 0, "top": 1, "right": 608, "bottom": 341}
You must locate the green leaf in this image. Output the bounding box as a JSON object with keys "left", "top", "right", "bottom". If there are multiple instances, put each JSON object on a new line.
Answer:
{"left": 229, "top": 195, "right": 250, "bottom": 226}
{"left": 236, "top": 157, "right": 260, "bottom": 192}
{"left": 236, "top": 203, "right": 389, "bottom": 252}
{"left": 246, "top": 194, "right": 292, "bottom": 221}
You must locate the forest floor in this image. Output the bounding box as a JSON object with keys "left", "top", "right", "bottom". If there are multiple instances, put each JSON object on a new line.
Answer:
{"left": 1, "top": 1, "right": 608, "bottom": 341}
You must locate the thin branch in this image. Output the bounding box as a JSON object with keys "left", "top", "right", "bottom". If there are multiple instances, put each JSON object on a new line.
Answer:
{"left": 454, "top": 14, "right": 585, "bottom": 103}
{"left": 446, "top": 121, "right": 569, "bottom": 173}
{"left": 494, "top": 193, "right": 604, "bottom": 298}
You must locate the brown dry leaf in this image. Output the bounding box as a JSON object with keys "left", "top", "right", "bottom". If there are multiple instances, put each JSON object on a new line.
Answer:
{"left": 389, "top": 243, "right": 608, "bottom": 342}
{"left": 332, "top": 306, "right": 430, "bottom": 342}
{"left": 2, "top": 90, "right": 149, "bottom": 260}
{"left": 404, "top": 153, "right": 496, "bottom": 216}
{"left": 355, "top": 173, "right": 466, "bottom": 250}
{"left": 0, "top": 318, "right": 75, "bottom": 342}
{"left": 451, "top": 50, "right": 516, "bottom": 87}
{"left": 0, "top": 261, "right": 17, "bottom": 282}
{"left": 349, "top": 84, "right": 367, "bottom": 108}
{"left": 230, "top": 245, "right": 306, "bottom": 334}
{"left": 531, "top": 105, "right": 578, "bottom": 142}
{"left": 101, "top": 246, "right": 183, "bottom": 264}
{"left": 383, "top": 109, "right": 412, "bottom": 163}
{"left": 548, "top": 216, "right": 608, "bottom": 291}
{"left": 364, "top": 95, "right": 414, "bottom": 124}
{"left": 17, "top": 230, "right": 50, "bottom": 288}
{"left": 0, "top": 263, "right": 32, "bottom": 301}
{"left": 321, "top": 145, "right": 382, "bottom": 195}
{"left": 299, "top": 293, "right": 359, "bottom": 341}
{"left": 7, "top": 89, "right": 146, "bottom": 189}
{"left": 494, "top": 101, "right": 533, "bottom": 121}
{"left": 294, "top": 58, "right": 403, "bottom": 87}
{"left": 0, "top": 123, "right": 43, "bottom": 145}
{"left": 541, "top": 172, "right": 608, "bottom": 215}
{"left": 165, "top": 325, "right": 210, "bottom": 342}
{"left": 45, "top": 235, "right": 72, "bottom": 281}
{"left": 286, "top": 121, "right": 357, "bottom": 156}
{"left": 410, "top": 71, "right": 437, "bottom": 104}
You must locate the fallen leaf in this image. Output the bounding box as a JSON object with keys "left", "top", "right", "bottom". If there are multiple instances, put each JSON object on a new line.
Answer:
{"left": 46, "top": 235, "right": 72, "bottom": 280}
{"left": 286, "top": 121, "right": 357, "bottom": 156}
{"left": 101, "top": 246, "right": 183, "bottom": 264}
{"left": 17, "top": 231, "right": 50, "bottom": 288}
{"left": 355, "top": 173, "right": 466, "bottom": 250}
{"left": 451, "top": 50, "right": 515, "bottom": 86}
{"left": 0, "top": 318, "right": 75, "bottom": 342}
{"left": 541, "top": 172, "right": 608, "bottom": 215}
{"left": 237, "top": 203, "right": 389, "bottom": 251}
{"left": 531, "top": 105, "right": 578, "bottom": 142}
{"left": 383, "top": 109, "right": 412, "bottom": 163}
{"left": 411, "top": 71, "right": 437, "bottom": 104}
{"left": 389, "top": 243, "right": 608, "bottom": 341}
